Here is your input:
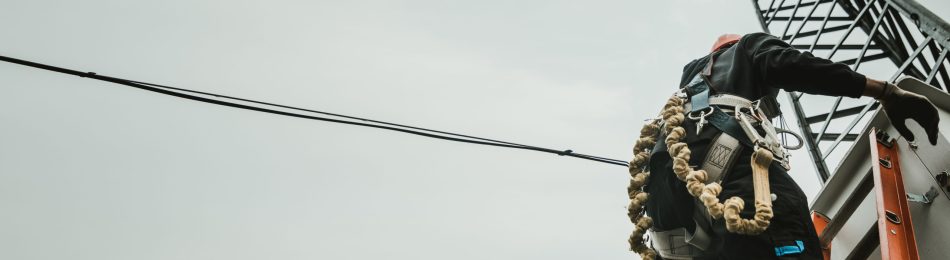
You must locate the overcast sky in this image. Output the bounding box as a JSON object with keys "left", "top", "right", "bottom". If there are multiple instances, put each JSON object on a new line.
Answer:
{"left": 2, "top": 1, "right": 949, "bottom": 260}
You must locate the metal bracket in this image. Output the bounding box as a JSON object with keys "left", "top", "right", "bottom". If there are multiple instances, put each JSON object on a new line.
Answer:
{"left": 936, "top": 171, "right": 950, "bottom": 193}
{"left": 906, "top": 186, "right": 939, "bottom": 204}
{"left": 876, "top": 130, "right": 894, "bottom": 148}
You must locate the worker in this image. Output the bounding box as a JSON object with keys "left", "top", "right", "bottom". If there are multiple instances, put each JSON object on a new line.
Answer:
{"left": 627, "top": 33, "right": 941, "bottom": 259}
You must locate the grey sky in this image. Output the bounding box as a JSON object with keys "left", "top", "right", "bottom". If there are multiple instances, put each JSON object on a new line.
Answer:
{"left": 2, "top": 1, "right": 949, "bottom": 260}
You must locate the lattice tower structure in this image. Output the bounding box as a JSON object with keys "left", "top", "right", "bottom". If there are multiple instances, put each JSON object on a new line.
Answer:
{"left": 750, "top": 0, "right": 950, "bottom": 182}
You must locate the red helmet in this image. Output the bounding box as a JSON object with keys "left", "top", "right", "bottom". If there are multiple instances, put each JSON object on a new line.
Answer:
{"left": 711, "top": 34, "right": 742, "bottom": 52}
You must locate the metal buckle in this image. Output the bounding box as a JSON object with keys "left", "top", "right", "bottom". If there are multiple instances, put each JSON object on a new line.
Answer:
{"left": 687, "top": 107, "right": 714, "bottom": 134}
{"left": 686, "top": 107, "right": 714, "bottom": 120}
{"left": 775, "top": 128, "right": 805, "bottom": 150}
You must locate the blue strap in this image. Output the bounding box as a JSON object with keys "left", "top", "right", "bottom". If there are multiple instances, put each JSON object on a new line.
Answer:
{"left": 774, "top": 240, "right": 805, "bottom": 256}
{"left": 686, "top": 74, "right": 710, "bottom": 114}
{"left": 705, "top": 108, "right": 752, "bottom": 146}
{"left": 691, "top": 89, "right": 710, "bottom": 113}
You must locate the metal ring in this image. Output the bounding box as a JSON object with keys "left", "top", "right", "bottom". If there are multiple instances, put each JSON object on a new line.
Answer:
{"left": 775, "top": 128, "right": 805, "bottom": 150}
{"left": 736, "top": 106, "right": 757, "bottom": 119}
{"left": 686, "top": 107, "right": 714, "bottom": 120}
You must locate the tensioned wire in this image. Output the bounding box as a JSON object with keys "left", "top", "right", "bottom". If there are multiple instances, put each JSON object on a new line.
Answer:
{"left": 0, "top": 54, "right": 629, "bottom": 167}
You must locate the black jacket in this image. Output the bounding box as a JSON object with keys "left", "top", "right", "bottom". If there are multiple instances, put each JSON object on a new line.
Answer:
{"left": 681, "top": 32, "right": 865, "bottom": 99}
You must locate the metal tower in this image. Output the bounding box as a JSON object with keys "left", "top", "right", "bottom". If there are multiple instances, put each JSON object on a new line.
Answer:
{"left": 750, "top": 0, "right": 950, "bottom": 182}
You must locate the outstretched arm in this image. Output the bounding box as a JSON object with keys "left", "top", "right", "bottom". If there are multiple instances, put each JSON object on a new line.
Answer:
{"left": 744, "top": 33, "right": 940, "bottom": 145}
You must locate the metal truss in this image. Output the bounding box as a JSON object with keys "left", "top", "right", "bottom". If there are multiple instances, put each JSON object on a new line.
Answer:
{"left": 751, "top": 0, "right": 950, "bottom": 183}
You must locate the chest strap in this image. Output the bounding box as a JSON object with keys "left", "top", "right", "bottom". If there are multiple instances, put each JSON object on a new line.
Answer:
{"left": 684, "top": 94, "right": 755, "bottom": 113}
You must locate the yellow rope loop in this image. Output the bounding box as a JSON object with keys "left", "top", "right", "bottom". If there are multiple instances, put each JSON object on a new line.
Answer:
{"left": 661, "top": 96, "right": 685, "bottom": 134}
{"left": 658, "top": 92, "right": 775, "bottom": 236}
{"left": 635, "top": 214, "right": 653, "bottom": 231}
{"left": 627, "top": 172, "right": 650, "bottom": 191}
{"left": 753, "top": 200, "right": 774, "bottom": 227}
{"left": 641, "top": 123, "right": 660, "bottom": 137}
{"left": 665, "top": 127, "right": 686, "bottom": 146}
{"left": 629, "top": 215, "right": 656, "bottom": 260}
{"left": 661, "top": 105, "right": 681, "bottom": 118}
{"left": 685, "top": 170, "right": 708, "bottom": 196}
{"left": 629, "top": 129, "right": 656, "bottom": 176}
{"left": 627, "top": 191, "right": 649, "bottom": 214}
{"left": 635, "top": 137, "right": 656, "bottom": 152}
{"left": 666, "top": 135, "right": 686, "bottom": 152}
{"left": 668, "top": 142, "right": 690, "bottom": 180}
{"left": 699, "top": 183, "right": 724, "bottom": 217}
{"left": 640, "top": 250, "right": 657, "bottom": 260}
{"left": 629, "top": 231, "right": 645, "bottom": 248}
{"left": 722, "top": 196, "right": 773, "bottom": 235}
{"left": 663, "top": 95, "right": 685, "bottom": 108}
{"left": 630, "top": 152, "right": 650, "bottom": 169}
{"left": 629, "top": 229, "right": 646, "bottom": 247}
{"left": 722, "top": 197, "right": 749, "bottom": 233}
{"left": 748, "top": 147, "right": 775, "bottom": 232}
{"left": 626, "top": 92, "right": 781, "bottom": 256}
{"left": 664, "top": 114, "right": 685, "bottom": 133}
{"left": 624, "top": 96, "right": 687, "bottom": 259}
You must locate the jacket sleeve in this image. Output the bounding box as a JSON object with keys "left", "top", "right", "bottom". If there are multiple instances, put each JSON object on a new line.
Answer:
{"left": 744, "top": 33, "right": 866, "bottom": 98}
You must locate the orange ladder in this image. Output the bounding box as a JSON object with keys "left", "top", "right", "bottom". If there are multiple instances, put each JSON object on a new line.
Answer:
{"left": 869, "top": 128, "right": 919, "bottom": 260}
{"left": 810, "top": 128, "right": 920, "bottom": 260}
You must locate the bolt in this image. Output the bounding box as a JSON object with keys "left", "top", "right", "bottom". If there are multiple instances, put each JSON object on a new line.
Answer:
{"left": 909, "top": 141, "right": 918, "bottom": 149}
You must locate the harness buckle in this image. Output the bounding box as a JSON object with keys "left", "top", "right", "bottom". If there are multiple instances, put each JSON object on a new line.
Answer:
{"left": 736, "top": 104, "right": 793, "bottom": 170}
{"left": 687, "top": 107, "right": 714, "bottom": 134}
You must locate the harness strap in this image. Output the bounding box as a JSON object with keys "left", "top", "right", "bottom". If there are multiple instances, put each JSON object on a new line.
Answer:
{"left": 649, "top": 228, "right": 704, "bottom": 259}
{"left": 681, "top": 73, "right": 752, "bottom": 147}
{"left": 722, "top": 147, "right": 775, "bottom": 235}
{"left": 704, "top": 108, "right": 752, "bottom": 147}
{"left": 685, "top": 94, "right": 755, "bottom": 112}
{"left": 701, "top": 132, "right": 743, "bottom": 184}
{"left": 651, "top": 110, "right": 750, "bottom": 155}
{"left": 686, "top": 73, "right": 711, "bottom": 114}
{"left": 690, "top": 200, "right": 716, "bottom": 249}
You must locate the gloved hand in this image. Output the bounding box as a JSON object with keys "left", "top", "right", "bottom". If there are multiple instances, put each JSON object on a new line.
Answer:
{"left": 879, "top": 82, "right": 940, "bottom": 145}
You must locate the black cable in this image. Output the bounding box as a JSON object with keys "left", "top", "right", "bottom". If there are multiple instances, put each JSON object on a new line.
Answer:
{"left": 128, "top": 80, "right": 533, "bottom": 147}
{"left": 0, "top": 54, "right": 629, "bottom": 167}
{"left": 127, "top": 80, "right": 630, "bottom": 166}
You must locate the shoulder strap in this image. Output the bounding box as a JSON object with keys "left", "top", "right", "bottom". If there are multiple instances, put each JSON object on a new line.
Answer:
{"left": 687, "top": 73, "right": 711, "bottom": 114}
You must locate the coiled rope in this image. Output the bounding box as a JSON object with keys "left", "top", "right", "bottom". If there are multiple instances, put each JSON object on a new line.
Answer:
{"left": 627, "top": 93, "right": 775, "bottom": 259}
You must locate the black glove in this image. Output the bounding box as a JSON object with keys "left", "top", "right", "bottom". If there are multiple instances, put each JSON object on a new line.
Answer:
{"left": 879, "top": 82, "right": 941, "bottom": 145}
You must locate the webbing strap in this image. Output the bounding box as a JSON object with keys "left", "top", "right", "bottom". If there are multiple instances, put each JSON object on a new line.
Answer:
{"left": 690, "top": 89, "right": 710, "bottom": 114}
{"left": 651, "top": 108, "right": 751, "bottom": 157}
{"left": 685, "top": 73, "right": 711, "bottom": 114}
{"left": 649, "top": 228, "right": 704, "bottom": 259}
{"left": 705, "top": 108, "right": 752, "bottom": 147}
{"left": 681, "top": 68, "right": 750, "bottom": 147}
{"left": 684, "top": 94, "right": 751, "bottom": 112}
{"left": 701, "top": 132, "right": 743, "bottom": 184}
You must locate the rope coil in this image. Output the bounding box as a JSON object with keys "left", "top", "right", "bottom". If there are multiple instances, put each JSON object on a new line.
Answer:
{"left": 627, "top": 93, "right": 775, "bottom": 259}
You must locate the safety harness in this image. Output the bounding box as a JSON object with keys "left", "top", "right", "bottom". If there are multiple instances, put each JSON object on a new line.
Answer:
{"left": 627, "top": 60, "right": 803, "bottom": 260}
